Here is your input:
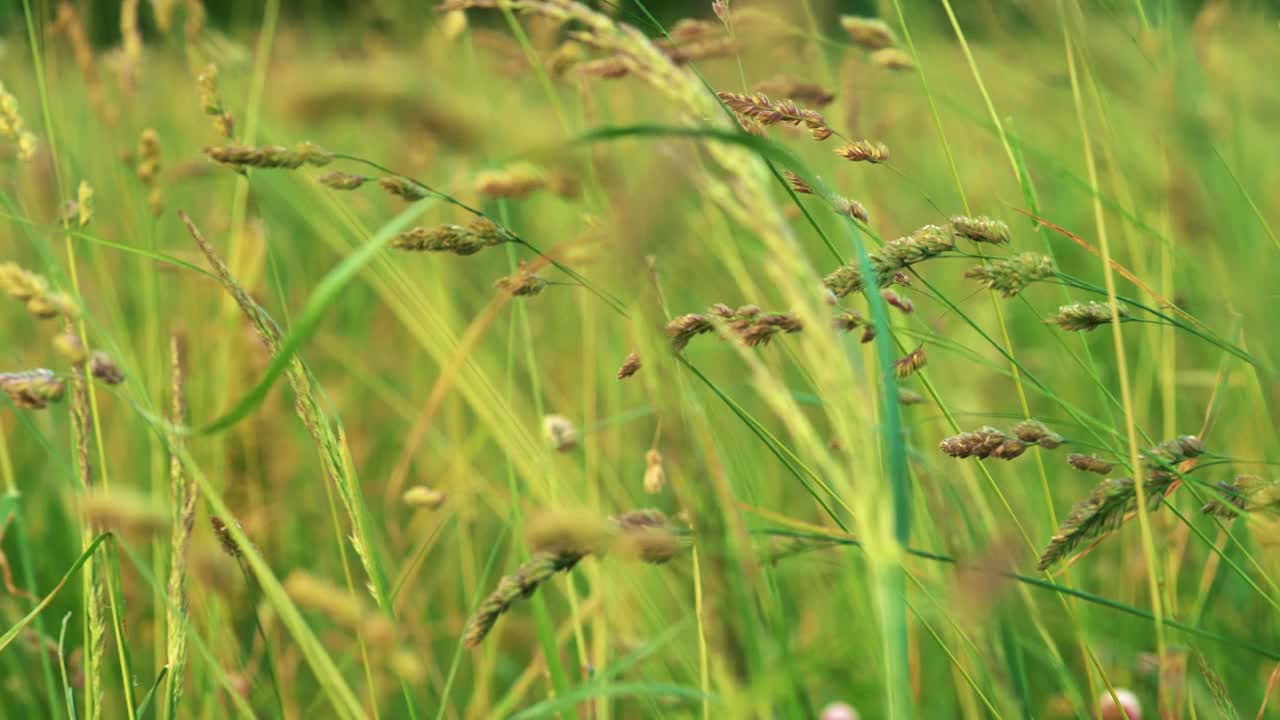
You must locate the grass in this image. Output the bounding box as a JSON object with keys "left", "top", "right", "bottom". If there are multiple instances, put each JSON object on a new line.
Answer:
{"left": 1, "top": 0, "right": 1279, "bottom": 717}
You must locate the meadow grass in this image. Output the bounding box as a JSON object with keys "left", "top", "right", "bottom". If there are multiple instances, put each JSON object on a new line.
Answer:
{"left": 2, "top": 0, "right": 1279, "bottom": 717}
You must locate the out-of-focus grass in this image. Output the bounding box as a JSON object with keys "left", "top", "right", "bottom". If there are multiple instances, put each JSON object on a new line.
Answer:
{"left": 1, "top": 0, "right": 1279, "bottom": 717}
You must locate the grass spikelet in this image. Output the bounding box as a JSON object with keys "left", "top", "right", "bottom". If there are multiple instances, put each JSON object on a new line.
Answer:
{"left": 1, "top": 369, "right": 67, "bottom": 409}
{"left": 54, "top": 332, "right": 88, "bottom": 365}
{"left": 950, "top": 215, "right": 1010, "bottom": 244}
{"left": 833, "top": 309, "right": 875, "bottom": 343}
{"left": 494, "top": 263, "right": 547, "bottom": 297}
{"left": 716, "top": 91, "right": 833, "bottom": 141}
{"left": 542, "top": 414, "right": 579, "bottom": 451}
{"left": 391, "top": 218, "right": 507, "bottom": 255}
{"left": 840, "top": 16, "right": 898, "bottom": 50}
{"left": 666, "top": 313, "right": 714, "bottom": 352}
{"left": 616, "top": 351, "right": 641, "bottom": 379}
{"left": 204, "top": 142, "right": 333, "bottom": 171}
{"left": 964, "top": 252, "right": 1054, "bottom": 297}
{"left": 209, "top": 516, "right": 245, "bottom": 560}
{"left": 377, "top": 176, "right": 428, "bottom": 201}
{"left": 1048, "top": 301, "right": 1130, "bottom": 332}
{"left": 783, "top": 170, "right": 812, "bottom": 194}
{"left": 643, "top": 449, "right": 665, "bottom": 494}
{"left": 752, "top": 76, "right": 834, "bottom": 107}
{"left": 1012, "top": 419, "right": 1063, "bottom": 448}
{"left": 940, "top": 426, "right": 1025, "bottom": 460}
{"left": 881, "top": 289, "right": 913, "bottom": 314}
{"left": 137, "top": 129, "right": 164, "bottom": 216}
{"left": 463, "top": 551, "right": 583, "bottom": 647}
{"left": 317, "top": 171, "right": 368, "bottom": 190}
{"left": 197, "top": 64, "right": 234, "bottom": 138}
{"left": 870, "top": 48, "right": 914, "bottom": 71}
{"left": 75, "top": 181, "right": 94, "bottom": 227}
{"left": 835, "top": 140, "right": 890, "bottom": 163}
{"left": 402, "top": 485, "right": 447, "bottom": 510}
{"left": 52, "top": 3, "right": 113, "bottom": 124}
{"left": 1201, "top": 479, "right": 1246, "bottom": 520}
{"left": 894, "top": 346, "right": 927, "bottom": 379}
{"left": 0, "top": 80, "right": 38, "bottom": 161}
{"left": 1145, "top": 434, "right": 1205, "bottom": 467}
{"left": 89, "top": 352, "right": 124, "bottom": 386}
{"left": 1037, "top": 474, "right": 1177, "bottom": 571}
{"left": 475, "top": 163, "right": 547, "bottom": 199}
{"left": 0, "top": 262, "right": 79, "bottom": 319}
{"left": 164, "top": 333, "right": 197, "bottom": 718}
{"left": 1068, "top": 453, "right": 1114, "bottom": 474}
{"left": 835, "top": 197, "right": 870, "bottom": 223}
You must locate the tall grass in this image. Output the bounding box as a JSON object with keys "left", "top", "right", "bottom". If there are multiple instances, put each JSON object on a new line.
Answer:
{"left": 1, "top": 0, "right": 1278, "bottom": 717}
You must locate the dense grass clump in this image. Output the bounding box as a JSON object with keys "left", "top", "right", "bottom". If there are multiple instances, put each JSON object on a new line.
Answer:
{"left": 2, "top": 1, "right": 1279, "bottom": 718}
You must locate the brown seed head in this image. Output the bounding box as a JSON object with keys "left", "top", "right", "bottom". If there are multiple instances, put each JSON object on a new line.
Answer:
{"left": 1012, "top": 419, "right": 1062, "bottom": 448}
{"left": 1, "top": 369, "right": 66, "bottom": 410}
{"left": 894, "top": 346, "right": 926, "bottom": 379}
{"left": 317, "top": 171, "right": 368, "bottom": 190}
{"left": 1067, "top": 453, "right": 1114, "bottom": 474}
{"left": 616, "top": 352, "right": 641, "bottom": 380}
{"left": 835, "top": 140, "right": 890, "bottom": 163}
{"left": 89, "top": 351, "right": 125, "bottom": 385}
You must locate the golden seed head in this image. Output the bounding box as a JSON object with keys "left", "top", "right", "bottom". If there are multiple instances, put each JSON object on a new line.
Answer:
{"left": 618, "top": 526, "right": 681, "bottom": 564}
{"left": 53, "top": 332, "right": 88, "bottom": 365}
{"left": 643, "top": 449, "right": 665, "bottom": 494}
{"left": 840, "top": 15, "right": 898, "bottom": 50}
{"left": 893, "top": 346, "right": 926, "bottom": 379}
{"left": 616, "top": 351, "right": 641, "bottom": 380}
{"left": 403, "top": 485, "right": 447, "bottom": 510}
{"left": 870, "top": 48, "right": 914, "bottom": 71}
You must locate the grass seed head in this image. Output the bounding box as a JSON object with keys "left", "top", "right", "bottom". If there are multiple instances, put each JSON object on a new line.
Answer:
{"left": 318, "top": 171, "right": 368, "bottom": 190}
{"left": 1049, "top": 301, "right": 1129, "bottom": 332}
{"left": 840, "top": 16, "right": 897, "bottom": 50}
{"left": 964, "top": 253, "right": 1054, "bottom": 297}
{"left": 618, "top": 526, "right": 681, "bottom": 564}
{"left": 716, "top": 91, "right": 833, "bottom": 141}
{"left": 475, "top": 162, "right": 547, "bottom": 198}
{"left": 835, "top": 140, "right": 890, "bottom": 163}
{"left": 643, "top": 449, "right": 665, "bottom": 493}
{"left": 1012, "top": 419, "right": 1062, "bottom": 448}
{"left": 402, "top": 485, "right": 447, "bottom": 510}
{"left": 205, "top": 142, "right": 333, "bottom": 171}
{"left": 870, "top": 47, "right": 914, "bottom": 71}
{"left": 54, "top": 332, "right": 88, "bottom": 365}
{"left": 89, "top": 352, "right": 125, "bottom": 385}
{"left": 542, "top": 414, "right": 579, "bottom": 451}
{"left": 616, "top": 351, "right": 641, "bottom": 379}
{"left": 1, "top": 370, "right": 66, "bottom": 410}
{"left": 494, "top": 265, "right": 547, "bottom": 297}
{"left": 1068, "top": 453, "right": 1113, "bottom": 474}
{"left": 666, "top": 313, "right": 714, "bottom": 352}
{"left": 0, "top": 263, "right": 79, "bottom": 319}
{"left": 940, "top": 426, "right": 1021, "bottom": 460}
{"left": 894, "top": 346, "right": 927, "bottom": 379}
{"left": 950, "top": 215, "right": 1010, "bottom": 244}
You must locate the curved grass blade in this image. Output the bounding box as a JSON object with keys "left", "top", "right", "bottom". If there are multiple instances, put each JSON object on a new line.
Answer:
{"left": 0, "top": 533, "right": 111, "bottom": 653}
